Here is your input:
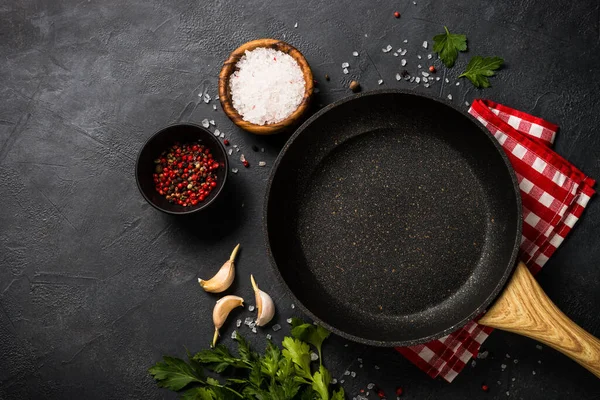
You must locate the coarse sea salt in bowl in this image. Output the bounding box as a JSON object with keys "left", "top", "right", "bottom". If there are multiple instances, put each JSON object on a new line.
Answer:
{"left": 219, "top": 39, "right": 313, "bottom": 135}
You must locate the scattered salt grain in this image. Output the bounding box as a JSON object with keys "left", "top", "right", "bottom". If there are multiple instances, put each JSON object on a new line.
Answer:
{"left": 513, "top": 359, "right": 519, "bottom": 364}
{"left": 410, "top": 77, "right": 415, "bottom": 83}
{"left": 230, "top": 47, "right": 305, "bottom": 125}
{"left": 501, "top": 363, "right": 507, "bottom": 371}
{"left": 228, "top": 149, "right": 233, "bottom": 155}
{"left": 350, "top": 371, "right": 356, "bottom": 378}
{"left": 314, "top": 88, "right": 320, "bottom": 93}
{"left": 415, "top": 77, "right": 420, "bottom": 84}
{"left": 248, "top": 305, "right": 255, "bottom": 311}
{"left": 252, "top": 327, "right": 257, "bottom": 333}
{"left": 477, "top": 350, "right": 489, "bottom": 359}
{"left": 294, "top": 22, "right": 298, "bottom": 28}
{"left": 427, "top": 54, "right": 432, "bottom": 59}
{"left": 401, "top": 49, "right": 407, "bottom": 56}
{"left": 456, "top": 81, "right": 460, "bottom": 86}
{"left": 536, "top": 345, "right": 543, "bottom": 350}
{"left": 421, "top": 71, "right": 430, "bottom": 77}
{"left": 352, "top": 51, "right": 359, "bottom": 57}
{"left": 340, "top": 380, "right": 345, "bottom": 384}
{"left": 344, "top": 344, "right": 348, "bottom": 347}
{"left": 465, "top": 101, "right": 470, "bottom": 106}
{"left": 344, "top": 370, "right": 351, "bottom": 376}
{"left": 447, "top": 94, "right": 453, "bottom": 100}
{"left": 231, "top": 168, "right": 238, "bottom": 174}
{"left": 342, "top": 62, "right": 350, "bottom": 68}
{"left": 422, "top": 41, "right": 428, "bottom": 48}
{"left": 258, "top": 161, "right": 266, "bottom": 167}
{"left": 424, "top": 83, "right": 430, "bottom": 88}
{"left": 423, "top": 77, "right": 428, "bottom": 83}
{"left": 286, "top": 318, "right": 293, "bottom": 324}
{"left": 418, "top": 64, "right": 422, "bottom": 68}
{"left": 332, "top": 379, "right": 338, "bottom": 384}
{"left": 382, "top": 45, "right": 393, "bottom": 53}
{"left": 413, "top": 1, "right": 416, "bottom": 5}
{"left": 417, "top": 55, "right": 422, "bottom": 59}
{"left": 374, "top": 365, "right": 380, "bottom": 370}
{"left": 213, "top": 104, "right": 217, "bottom": 110}
{"left": 209, "top": 120, "right": 215, "bottom": 125}
{"left": 497, "top": 381, "right": 502, "bottom": 385}
{"left": 506, "top": 353, "right": 511, "bottom": 359}
{"left": 357, "top": 358, "right": 363, "bottom": 363}
{"left": 512, "top": 378, "right": 516, "bottom": 382}
{"left": 359, "top": 364, "right": 363, "bottom": 368}
{"left": 236, "top": 319, "right": 242, "bottom": 327}
{"left": 261, "top": 148, "right": 265, "bottom": 152}
{"left": 471, "top": 360, "right": 476, "bottom": 367}
{"left": 397, "top": 48, "right": 402, "bottom": 53}
{"left": 445, "top": 78, "right": 450, "bottom": 83}
{"left": 220, "top": 132, "right": 225, "bottom": 138}
{"left": 244, "top": 317, "right": 254, "bottom": 326}
{"left": 538, "top": 360, "right": 542, "bottom": 364}
{"left": 231, "top": 331, "right": 237, "bottom": 339}
{"left": 367, "top": 383, "right": 375, "bottom": 390}
{"left": 378, "top": 79, "right": 384, "bottom": 85}
{"left": 240, "top": 154, "right": 246, "bottom": 162}
{"left": 532, "top": 370, "right": 536, "bottom": 375}
{"left": 214, "top": 129, "right": 220, "bottom": 137}
{"left": 202, "top": 119, "right": 209, "bottom": 128}
{"left": 291, "top": 303, "right": 295, "bottom": 309}
{"left": 393, "top": 53, "right": 398, "bottom": 57}
{"left": 403, "top": 39, "right": 408, "bottom": 43}
{"left": 506, "top": 391, "right": 510, "bottom": 396}
{"left": 343, "top": 68, "right": 349, "bottom": 74}
{"left": 249, "top": 322, "right": 256, "bottom": 329}
{"left": 203, "top": 93, "right": 211, "bottom": 103}
{"left": 401, "top": 59, "right": 407, "bottom": 66}
{"left": 266, "top": 334, "right": 272, "bottom": 340}
{"left": 436, "top": 77, "right": 440, "bottom": 81}
{"left": 310, "top": 352, "right": 319, "bottom": 361}
{"left": 272, "top": 324, "right": 282, "bottom": 331}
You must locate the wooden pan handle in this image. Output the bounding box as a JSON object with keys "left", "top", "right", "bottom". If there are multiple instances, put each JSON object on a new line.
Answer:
{"left": 479, "top": 262, "right": 600, "bottom": 378}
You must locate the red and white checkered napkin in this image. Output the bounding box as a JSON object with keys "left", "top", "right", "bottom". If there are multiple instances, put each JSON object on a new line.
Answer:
{"left": 396, "top": 99, "right": 596, "bottom": 382}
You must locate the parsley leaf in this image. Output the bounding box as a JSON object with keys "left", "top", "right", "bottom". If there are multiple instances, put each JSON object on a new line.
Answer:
{"left": 148, "top": 356, "right": 204, "bottom": 391}
{"left": 459, "top": 56, "right": 504, "bottom": 88}
{"left": 282, "top": 337, "right": 312, "bottom": 380}
{"left": 260, "top": 341, "right": 282, "bottom": 379}
{"left": 193, "top": 345, "right": 250, "bottom": 372}
{"left": 290, "top": 318, "right": 330, "bottom": 364}
{"left": 432, "top": 26, "right": 467, "bottom": 68}
{"left": 311, "top": 365, "right": 332, "bottom": 400}
{"left": 332, "top": 388, "right": 345, "bottom": 400}
{"left": 235, "top": 333, "right": 258, "bottom": 364}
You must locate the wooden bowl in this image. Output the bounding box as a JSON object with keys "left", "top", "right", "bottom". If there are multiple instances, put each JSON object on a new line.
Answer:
{"left": 218, "top": 39, "right": 313, "bottom": 135}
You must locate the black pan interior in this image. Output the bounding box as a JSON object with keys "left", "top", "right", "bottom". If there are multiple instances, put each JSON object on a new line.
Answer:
{"left": 265, "top": 91, "right": 521, "bottom": 346}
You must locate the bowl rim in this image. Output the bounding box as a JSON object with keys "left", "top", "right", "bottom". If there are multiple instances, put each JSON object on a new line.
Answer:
{"left": 135, "top": 122, "right": 229, "bottom": 215}
{"left": 218, "top": 38, "right": 314, "bottom": 135}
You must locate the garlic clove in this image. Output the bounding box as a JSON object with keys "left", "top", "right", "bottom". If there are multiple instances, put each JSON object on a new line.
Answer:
{"left": 212, "top": 295, "right": 244, "bottom": 347}
{"left": 199, "top": 244, "right": 240, "bottom": 293}
{"left": 250, "top": 275, "right": 275, "bottom": 327}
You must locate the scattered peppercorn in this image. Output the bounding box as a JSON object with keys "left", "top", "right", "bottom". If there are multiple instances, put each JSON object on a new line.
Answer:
{"left": 223, "top": 139, "right": 230, "bottom": 146}
{"left": 429, "top": 65, "right": 436, "bottom": 73}
{"left": 400, "top": 69, "right": 410, "bottom": 78}
{"left": 394, "top": 11, "right": 400, "bottom": 18}
{"left": 251, "top": 144, "right": 259, "bottom": 152}
{"left": 152, "top": 142, "right": 219, "bottom": 207}
{"left": 242, "top": 160, "right": 250, "bottom": 168}
{"left": 325, "top": 74, "right": 330, "bottom": 81}
{"left": 396, "top": 386, "right": 403, "bottom": 396}
{"left": 377, "top": 389, "right": 386, "bottom": 398}
{"left": 481, "top": 384, "right": 489, "bottom": 392}
{"left": 349, "top": 80, "right": 361, "bottom": 92}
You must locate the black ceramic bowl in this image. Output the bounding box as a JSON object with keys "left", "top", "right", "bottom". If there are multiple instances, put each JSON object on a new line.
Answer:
{"left": 135, "top": 123, "right": 228, "bottom": 214}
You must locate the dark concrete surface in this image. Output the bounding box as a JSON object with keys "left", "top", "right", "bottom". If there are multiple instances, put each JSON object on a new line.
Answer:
{"left": 1, "top": 0, "right": 599, "bottom": 399}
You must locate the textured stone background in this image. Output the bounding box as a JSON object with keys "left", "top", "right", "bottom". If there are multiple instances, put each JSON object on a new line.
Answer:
{"left": 1, "top": 0, "right": 599, "bottom": 398}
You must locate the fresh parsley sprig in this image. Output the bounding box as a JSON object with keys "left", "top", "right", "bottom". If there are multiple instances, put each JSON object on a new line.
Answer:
{"left": 459, "top": 56, "right": 504, "bottom": 88}
{"left": 432, "top": 26, "right": 467, "bottom": 68}
{"left": 149, "top": 321, "right": 345, "bottom": 400}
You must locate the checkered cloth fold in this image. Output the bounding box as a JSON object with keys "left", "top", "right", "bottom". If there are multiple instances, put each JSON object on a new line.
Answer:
{"left": 396, "top": 99, "right": 595, "bottom": 382}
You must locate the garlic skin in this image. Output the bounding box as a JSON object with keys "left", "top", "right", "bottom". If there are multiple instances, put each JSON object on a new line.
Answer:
{"left": 199, "top": 244, "right": 240, "bottom": 293}
{"left": 212, "top": 295, "right": 244, "bottom": 347}
{"left": 251, "top": 275, "right": 275, "bottom": 327}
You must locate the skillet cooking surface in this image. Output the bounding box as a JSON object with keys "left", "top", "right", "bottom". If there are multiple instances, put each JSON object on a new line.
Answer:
{"left": 265, "top": 91, "right": 521, "bottom": 346}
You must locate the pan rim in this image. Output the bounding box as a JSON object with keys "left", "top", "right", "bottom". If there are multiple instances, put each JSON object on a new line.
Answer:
{"left": 263, "top": 89, "right": 522, "bottom": 347}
